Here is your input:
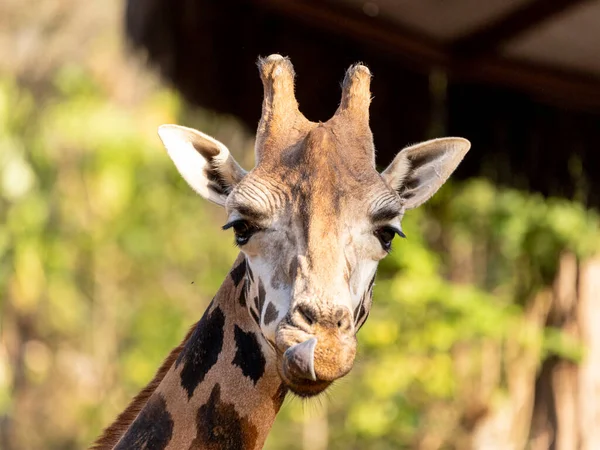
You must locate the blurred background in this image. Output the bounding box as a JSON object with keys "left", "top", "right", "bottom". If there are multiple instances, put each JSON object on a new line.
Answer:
{"left": 1, "top": 0, "right": 600, "bottom": 449}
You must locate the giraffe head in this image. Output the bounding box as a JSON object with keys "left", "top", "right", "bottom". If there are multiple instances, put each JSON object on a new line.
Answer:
{"left": 158, "top": 55, "right": 469, "bottom": 397}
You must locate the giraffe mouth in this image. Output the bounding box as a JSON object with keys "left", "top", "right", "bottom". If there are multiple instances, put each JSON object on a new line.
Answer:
{"left": 277, "top": 336, "right": 354, "bottom": 397}
{"left": 279, "top": 338, "right": 331, "bottom": 397}
{"left": 281, "top": 374, "right": 333, "bottom": 398}
{"left": 279, "top": 369, "right": 333, "bottom": 397}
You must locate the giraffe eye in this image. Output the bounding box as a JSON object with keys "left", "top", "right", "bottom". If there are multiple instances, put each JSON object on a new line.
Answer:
{"left": 223, "top": 220, "right": 259, "bottom": 246}
{"left": 374, "top": 226, "right": 405, "bottom": 252}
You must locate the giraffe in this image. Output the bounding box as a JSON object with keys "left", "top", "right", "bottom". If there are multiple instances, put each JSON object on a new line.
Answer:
{"left": 91, "top": 54, "right": 470, "bottom": 449}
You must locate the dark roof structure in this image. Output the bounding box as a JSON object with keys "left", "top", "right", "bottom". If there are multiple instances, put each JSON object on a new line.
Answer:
{"left": 125, "top": 0, "right": 600, "bottom": 206}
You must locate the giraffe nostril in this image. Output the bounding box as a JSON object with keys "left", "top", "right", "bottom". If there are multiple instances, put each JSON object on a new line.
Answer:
{"left": 296, "top": 304, "right": 316, "bottom": 327}
{"left": 334, "top": 307, "right": 352, "bottom": 332}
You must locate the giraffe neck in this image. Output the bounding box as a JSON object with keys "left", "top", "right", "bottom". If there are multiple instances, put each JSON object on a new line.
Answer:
{"left": 94, "top": 254, "right": 287, "bottom": 450}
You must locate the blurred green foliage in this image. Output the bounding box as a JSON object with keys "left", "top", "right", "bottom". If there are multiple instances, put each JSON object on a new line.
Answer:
{"left": 2, "top": 54, "right": 599, "bottom": 450}
{"left": 0, "top": 67, "right": 242, "bottom": 448}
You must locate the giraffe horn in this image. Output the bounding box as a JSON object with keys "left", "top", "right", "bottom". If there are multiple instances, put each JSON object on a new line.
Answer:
{"left": 255, "top": 54, "right": 309, "bottom": 164}
{"left": 334, "top": 63, "right": 372, "bottom": 130}
{"left": 283, "top": 337, "right": 317, "bottom": 381}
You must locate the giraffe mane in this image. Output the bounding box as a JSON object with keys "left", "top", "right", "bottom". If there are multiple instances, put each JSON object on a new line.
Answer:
{"left": 90, "top": 322, "right": 198, "bottom": 449}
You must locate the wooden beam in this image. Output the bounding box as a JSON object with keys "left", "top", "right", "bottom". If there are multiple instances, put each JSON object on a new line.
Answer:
{"left": 251, "top": 0, "right": 446, "bottom": 70}
{"left": 451, "top": 56, "right": 600, "bottom": 112}
{"left": 251, "top": 0, "right": 600, "bottom": 111}
{"left": 451, "top": 0, "right": 595, "bottom": 58}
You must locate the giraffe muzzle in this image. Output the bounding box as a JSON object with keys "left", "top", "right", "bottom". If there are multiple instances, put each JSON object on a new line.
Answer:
{"left": 279, "top": 334, "right": 335, "bottom": 397}
{"left": 276, "top": 304, "right": 358, "bottom": 397}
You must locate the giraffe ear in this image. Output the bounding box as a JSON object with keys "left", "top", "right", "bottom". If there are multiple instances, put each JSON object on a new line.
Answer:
{"left": 158, "top": 124, "right": 247, "bottom": 206}
{"left": 381, "top": 137, "right": 470, "bottom": 209}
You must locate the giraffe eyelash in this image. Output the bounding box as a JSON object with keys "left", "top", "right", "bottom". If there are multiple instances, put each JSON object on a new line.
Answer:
{"left": 223, "top": 219, "right": 262, "bottom": 246}
{"left": 374, "top": 226, "right": 405, "bottom": 252}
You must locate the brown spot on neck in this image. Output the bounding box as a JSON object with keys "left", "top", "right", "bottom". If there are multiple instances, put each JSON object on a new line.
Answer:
{"left": 189, "top": 383, "right": 258, "bottom": 450}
